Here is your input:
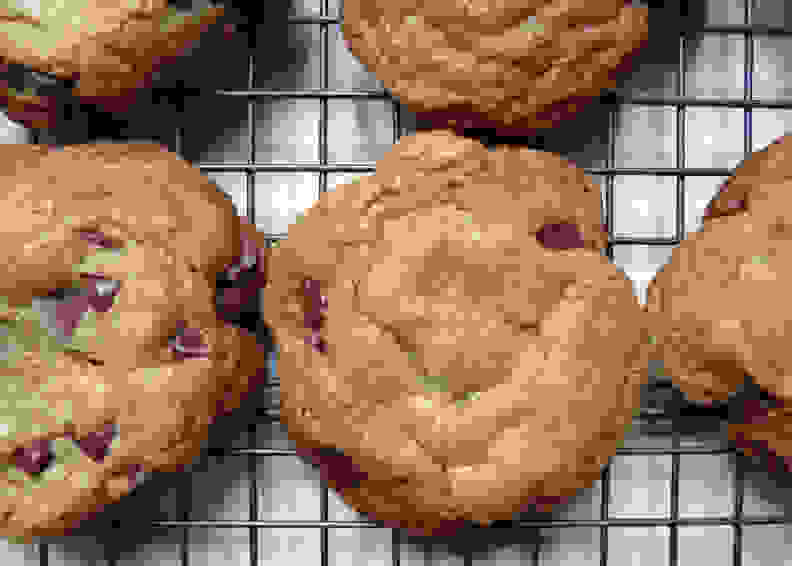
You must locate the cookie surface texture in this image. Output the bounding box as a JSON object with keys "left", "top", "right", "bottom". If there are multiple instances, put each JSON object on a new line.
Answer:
{"left": 648, "top": 134, "right": 792, "bottom": 460}
{"left": 342, "top": 0, "right": 649, "bottom": 132}
{"left": 263, "top": 130, "right": 649, "bottom": 533}
{"left": 0, "top": 0, "right": 224, "bottom": 127}
{"left": 0, "top": 143, "right": 267, "bottom": 540}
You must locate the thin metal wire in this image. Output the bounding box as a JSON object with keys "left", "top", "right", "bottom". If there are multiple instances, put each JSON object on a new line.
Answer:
{"left": 600, "top": 58, "right": 620, "bottom": 566}
{"left": 605, "top": 100, "right": 616, "bottom": 262}
{"left": 391, "top": 528, "right": 400, "bottom": 566}
{"left": 228, "top": 446, "right": 736, "bottom": 458}
{"left": 38, "top": 541, "right": 47, "bottom": 566}
{"left": 666, "top": 19, "right": 687, "bottom": 564}
{"left": 676, "top": 33, "right": 687, "bottom": 243}
{"left": 203, "top": 88, "right": 792, "bottom": 109}
{"left": 599, "top": 464, "right": 611, "bottom": 566}
{"left": 286, "top": 14, "right": 792, "bottom": 37}
{"left": 732, "top": 2, "right": 755, "bottom": 565}
{"left": 180, "top": 463, "right": 191, "bottom": 566}
{"left": 197, "top": 162, "right": 741, "bottom": 176}
{"left": 318, "top": 4, "right": 332, "bottom": 566}
{"left": 248, "top": 52, "right": 257, "bottom": 224}
{"left": 153, "top": 515, "right": 792, "bottom": 529}
{"left": 246, "top": 45, "right": 260, "bottom": 566}
{"left": 669, "top": 430, "right": 682, "bottom": 566}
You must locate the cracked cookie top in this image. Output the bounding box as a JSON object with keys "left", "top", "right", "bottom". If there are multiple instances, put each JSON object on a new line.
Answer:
{"left": 0, "top": 0, "right": 224, "bottom": 100}
{"left": 263, "top": 130, "right": 649, "bottom": 533}
{"left": 342, "top": 0, "right": 649, "bottom": 132}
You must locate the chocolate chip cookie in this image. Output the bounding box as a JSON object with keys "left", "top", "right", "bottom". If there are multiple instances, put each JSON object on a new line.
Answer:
{"left": 0, "top": 0, "right": 227, "bottom": 129}
{"left": 342, "top": 0, "right": 649, "bottom": 135}
{"left": 648, "top": 134, "right": 792, "bottom": 463}
{"left": 263, "top": 130, "right": 649, "bottom": 534}
{"left": 0, "top": 143, "right": 269, "bottom": 540}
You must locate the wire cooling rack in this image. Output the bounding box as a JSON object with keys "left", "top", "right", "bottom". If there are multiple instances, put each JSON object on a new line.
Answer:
{"left": 2, "top": 0, "right": 792, "bottom": 564}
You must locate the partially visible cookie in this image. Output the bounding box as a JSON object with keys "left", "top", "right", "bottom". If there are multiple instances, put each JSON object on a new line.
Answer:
{"left": 648, "top": 134, "right": 792, "bottom": 463}
{"left": 342, "top": 0, "right": 649, "bottom": 135}
{"left": 0, "top": 143, "right": 270, "bottom": 540}
{"left": 0, "top": 0, "right": 227, "bottom": 129}
{"left": 263, "top": 130, "right": 649, "bottom": 534}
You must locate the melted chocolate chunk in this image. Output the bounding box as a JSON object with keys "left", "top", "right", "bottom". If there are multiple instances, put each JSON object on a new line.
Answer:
{"left": 727, "top": 376, "right": 786, "bottom": 426}
{"left": 55, "top": 279, "right": 120, "bottom": 338}
{"left": 301, "top": 279, "right": 327, "bottom": 353}
{"left": 72, "top": 422, "right": 116, "bottom": 463}
{"left": 304, "top": 332, "right": 328, "bottom": 354}
{"left": 127, "top": 463, "right": 145, "bottom": 490}
{"left": 171, "top": 326, "right": 210, "bottom": 359}
{"left": 56, "top": 294, "right": 93, "bottom": 337}
{"left": 536, "top": 223, "right": 584, "bottom": 250}
{"left": 78, "top": 231, "right": 116, "bottom": 249}
{"left": 178, "top": 327, "right": 205, "bottom": 351}
{"left": 296, "top": 446, "right": 368, "bottom": 492}
{"left": 87, "top": 293, "right": 115, "bottom": 314}
{"left": 13, "top": 438, "right": 53, "bottom": 476}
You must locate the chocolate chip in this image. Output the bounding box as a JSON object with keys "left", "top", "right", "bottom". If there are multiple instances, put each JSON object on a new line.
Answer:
{"left": 303, "top": 279, "right": 323, "bottom": 304}
{"left": 78, "top": 231, "right": 116, "bottom": 249}
{"left": 72, "top": 422, "right": 116, "bottom": 463}
{"left": 219, "top": 286, "right": 246, "bottom": 311}
{"left": 87, "top": 293, "right": 114, "bottom": 313}
{"left": 171, "top": 326, "right": 209, "bottom": 359}
{"left": 536, "top": 223, "right": 584, "bottom": 249}
{"left": 13, "top": 439, "right": 53, "bottom": 476}
{"left": 301, "top": 279, "right": 328, "bottom": 353}
{"left": 179, "top": 327, "right": 204, "bottom": 350}
{"left": 304, "top": 310, "right": 323, "bottom": 332}
{"left": 126, "top": 463, "right": 146, "bottom": 490}
{"left": 55, "top": 295, "right": 93, "bottom": 337}
{"left": 297, "top": 446, "right": 368, "bottom": 492}
{"left": 304, "top": 332, "right": 327, "bottom": 354}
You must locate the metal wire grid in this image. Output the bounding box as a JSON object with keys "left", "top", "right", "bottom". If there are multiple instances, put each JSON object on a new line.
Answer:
{"left": 8, "top": 0, "right": 792, "bottom": 564}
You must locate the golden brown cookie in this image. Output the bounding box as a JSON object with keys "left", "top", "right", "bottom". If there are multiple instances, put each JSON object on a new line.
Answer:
{"left": 0, "top": 143, "right": 269, "bottom": 540}
{"left": 0, "top": 142, "right": 241, "bottom": 302}
{"left": 342, "top": 0, "right": 649, "bottom": 135}
{"left": 0, "top": 0, "right": 226, "bottom": 129}
{"left": 263, "top": 130, "right": 649, "bottom": 534}
{"left": 648, "top": 135, "right": 792, "bottom": 463}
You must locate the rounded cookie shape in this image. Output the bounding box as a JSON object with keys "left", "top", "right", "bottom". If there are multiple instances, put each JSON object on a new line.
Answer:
{"left": 342, "top": 0, "right": 649, "bottom": 134}
{"left": 647, "top": 135, "right": 792, "bottom": 461}
{"left": 0, "top": 144, "right": 270, "bottom": 540}
{"left": 263, "top": 131, "right": 649, "bottom": 534}
{"left": 0, "top": 0, "right": 226, "bottom": 129}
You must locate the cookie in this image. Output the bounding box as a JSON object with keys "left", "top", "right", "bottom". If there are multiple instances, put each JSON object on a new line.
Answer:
{"left": 262, "top": 130, "right": 649, "bottom": 534}
{"left": 342, "top": 0, "right": 649, "bottom": 135}
{"left": 647, "top": 135, "right": 792, "bottom": 462}
{"left": 0, "top": 143, "right": 270, "bottom": 540}
{"left": 0, "top": 0, "right": 227, "bottom": 129}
